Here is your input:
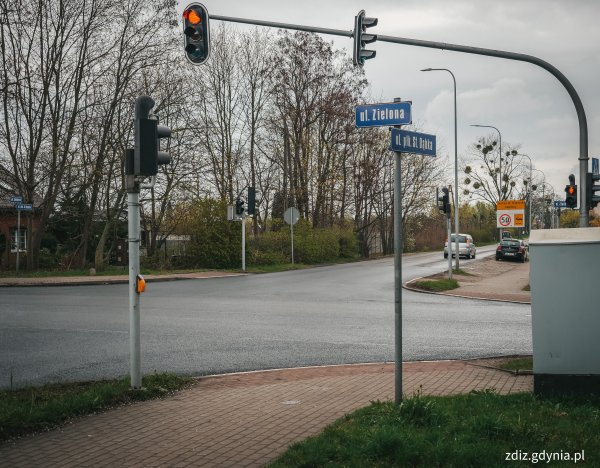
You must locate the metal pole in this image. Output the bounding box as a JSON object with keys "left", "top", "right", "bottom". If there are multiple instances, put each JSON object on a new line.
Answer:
{"left": 394, "top": 149, "right": 403, "bottom": 405}
{"left": 421, "top": 68, "right": 460, "bottom": 269}
{"left": 16, "top": 209, "right": 20, "bottom": 274}
{"left": 128, "top": 191, "right": 141, "bottom": 389}
{"left": 242, "top": 216, "right": 246, "bottom": 271}
{"left": 290, "top": 212, "right": 294, "bottom": 264}
{"left": 447, "top": 215, "right": 453, "bottom": 280}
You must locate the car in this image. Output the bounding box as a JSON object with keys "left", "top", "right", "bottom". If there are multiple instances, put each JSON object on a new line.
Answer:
{"left": 496, "top": 239, "right": 528, "bottom": 262}
{"left": 444, "top": 233, "right": 477, "bottom": 259}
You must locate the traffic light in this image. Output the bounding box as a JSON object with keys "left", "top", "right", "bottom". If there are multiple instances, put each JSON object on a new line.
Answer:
{"left": 183, "top": 3, "right": 210, "bottom": 65}
{"left": 437, "top": 188, "right": 450, "bottom": 214}
{"left": 353, "top": 10, "right": 378, "bottom": 67}
{"left": 586, "top": 171, "right": 600, "bottom": 209}
{"left": 135, "top": 115, "right": 171, "bottom": 177}
{"left": 235, "top": 198, "right": 245, "bottom": 216}
{"left": 247, "top": 187, "right": 256, "bottom": 215}
{"left": 565, "top": 174, "right": 577, "bottom": 209}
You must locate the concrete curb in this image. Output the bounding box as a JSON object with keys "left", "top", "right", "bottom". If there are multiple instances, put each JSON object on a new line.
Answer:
{"left": 403, "top": 276, "right": 532, "bottom": 305}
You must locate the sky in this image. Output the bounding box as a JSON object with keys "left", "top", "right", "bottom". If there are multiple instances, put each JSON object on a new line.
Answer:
{"left": 177, "top": 0, "right": 600, "bottom": 197}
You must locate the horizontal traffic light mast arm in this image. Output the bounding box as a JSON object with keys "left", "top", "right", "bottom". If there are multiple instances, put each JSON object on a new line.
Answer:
{"left": 210, "top": 14, "right": 353, "bottom": 38}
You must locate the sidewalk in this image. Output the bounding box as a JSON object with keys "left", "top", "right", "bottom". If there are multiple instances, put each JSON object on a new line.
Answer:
{"left": 0, "top": 361, "right": 532, "bottom": 467}
{"left": 406, "top": 255, "right": 531, "bottom": 304}
{"left": 0, "top": 270, "right": 245, "bottom": 287}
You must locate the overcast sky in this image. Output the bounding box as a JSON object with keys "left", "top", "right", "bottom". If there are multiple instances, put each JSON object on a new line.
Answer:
{"left": 178, "top": 0, "right": 600, "bottom": 196}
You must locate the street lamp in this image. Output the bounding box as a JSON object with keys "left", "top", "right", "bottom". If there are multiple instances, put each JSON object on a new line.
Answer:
{"left": 471, "top": 124, "right": 502, "bottom": 240}
{"left": 422, "top": 67, "right": 460, "bottom": 269}
{"left": 512, "top": 151, "right": 533, "bottom": 236}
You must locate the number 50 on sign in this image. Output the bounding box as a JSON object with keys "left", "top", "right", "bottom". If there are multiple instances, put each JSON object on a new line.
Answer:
{"left": 496, "top": 200, "right": 525, "bottom": 228}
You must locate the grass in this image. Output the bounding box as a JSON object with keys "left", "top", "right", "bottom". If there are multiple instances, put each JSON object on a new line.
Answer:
{"left": 523, "top": 284, "right": 531, "bottom": 291}
{"left": 0, "top": 266, "right": 205, "bottom": 279}
{"left": 270, "top": 391, "right": 599, "bottom": 467}
{"left": 452, "top": 268, "right": 475, "bottom": 276}
{"left": 0, "top": 373, "right": 193, "bottom": 442}
{"left": 411, "top": 278, "right": 459, "bottom": 292}
{"left": 498, "top": 357, "right": 533, "bottom": 373}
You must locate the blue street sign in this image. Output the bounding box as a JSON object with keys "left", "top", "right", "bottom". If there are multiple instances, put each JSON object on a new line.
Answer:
{"left": 355, "top": 102, "right": 412, "bottom": 127}
{"left": 16, "top": 203, "right": 33, "bottom": 211}
{"left": 10, "top": 195, "right": 23, "bottom": 203}
{"left": 390, "top": 128, "right": 436, "bottom": 156}
{"left": 593, "top": 157, "right": 599, "bottom": 175}
{"left": 553, "top": 200, "right": 567, "bottom": 208}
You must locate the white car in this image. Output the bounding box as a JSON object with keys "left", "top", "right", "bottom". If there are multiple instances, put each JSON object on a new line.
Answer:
{"left": 444, "top": 233, "right": 476, "bottom": 259}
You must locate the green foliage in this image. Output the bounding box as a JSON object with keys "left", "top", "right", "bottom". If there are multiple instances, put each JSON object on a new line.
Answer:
{"left": 271, "top": 392, "right": 600, "bottom": 467}
{"left": 186, "top": 198, "right": 241, "bottom": 269}
{"left": 412, "top": 278, "right": 459, "bottom": 291}
{"left": 249, "top": 220, "right": 358, "bottom": 265}
{"left": 560, "top": 210, "right": 580, "bottom": 228}
{"left": 0, "top": 373, "right": 193, "bottom": 442}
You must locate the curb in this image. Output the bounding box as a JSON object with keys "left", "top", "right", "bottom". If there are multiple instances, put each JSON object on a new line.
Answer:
{"left": 0, "top": 273, "right": 247, "bottom": 288}
{"left": 403, "top": 277, "right": 531, "bottom": 305}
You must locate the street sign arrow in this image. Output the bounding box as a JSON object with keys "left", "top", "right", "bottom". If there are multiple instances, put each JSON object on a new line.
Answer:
{"left": 355, "top": 102, "right": 412, "bottom": 127}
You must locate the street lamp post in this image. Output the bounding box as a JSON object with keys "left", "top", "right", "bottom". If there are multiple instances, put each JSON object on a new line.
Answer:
{"left": 471, "top": 124, "right": 502, "bottom": 240}
{"left": 422, "top": 68, "right": 460, "bottom": 269}
{"left": 513, "top": 152, "right": 533, "bottom": 236}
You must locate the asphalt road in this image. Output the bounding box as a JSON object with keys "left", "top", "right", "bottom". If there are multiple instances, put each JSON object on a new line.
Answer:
{"left": 0, "top": 245, "right": 532, "bottom": 389}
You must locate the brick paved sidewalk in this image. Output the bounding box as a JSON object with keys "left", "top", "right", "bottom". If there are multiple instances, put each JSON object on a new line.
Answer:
{"left": 0, "top": 360, "right": 532, "bottom": 468}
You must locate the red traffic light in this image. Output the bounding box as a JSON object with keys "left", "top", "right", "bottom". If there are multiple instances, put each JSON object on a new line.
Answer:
{"left": 183, "top": 8, "right": 201, "bottom": 25}
{"left": 566, "top": 185, "right": 576, "bottom": 196}
{"left": 183, "top": 3, "right": 210, "bottom": 65}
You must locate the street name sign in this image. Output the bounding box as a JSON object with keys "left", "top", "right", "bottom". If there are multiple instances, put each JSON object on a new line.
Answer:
{"left": 10, "top": 195, "right": 24, "bottom": 203}
{"left": 496, "top": 200, "right": 525, "bottom": 228}
{"left": 553, "top": 200, "right": 567, "bottom": 208}
{"left": 593, "top": 157, "right": 599, "bottom": 175}
{"left": 355, "top": 102, "right": 412, "bottom": 128}
{"left": 390, "top": 128, "right": 436, "bottom": 156}
{"left": 16, "top": 203, "right": 33, "bottom": 211}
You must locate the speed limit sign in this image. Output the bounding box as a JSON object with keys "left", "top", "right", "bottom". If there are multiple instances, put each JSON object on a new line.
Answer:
{"left": 499, "top": 213, "right": 512, "bottom": 226}
{"left": 496, "top": 200, "right": 525, "bottom": 228}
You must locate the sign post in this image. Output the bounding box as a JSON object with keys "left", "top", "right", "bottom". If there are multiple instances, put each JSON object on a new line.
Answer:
{"left": 11, "top": 199, "right": 30, "bottom": 273}
{"left": 496, "top": 200, "right": 526, "bottom": 230}
{"left": 284, "top": 207, "right": 300, "bottom": 264}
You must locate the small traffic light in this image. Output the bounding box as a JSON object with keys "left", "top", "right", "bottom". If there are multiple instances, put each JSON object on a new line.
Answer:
{"left": 183, "top": 3, "right": 210, "bottom": 65}
{"left": 437, "top": 187, "right": 450, "bottom": 214}
{"left": 353, "top": 10, "right": 378, "bottom": 67}
{"left": 235, "top": 198, "right": 245, "bottom": 216}
{"left": 247, "top": 187, "right": 256, "bottom": 215}
{"left": 586, "top": 171, "right": 600, "bottom": 210}
{"left": 135, "top": 117, "right": 171, "bottom": 176}
{"left": 565, "top": 174, "right": 577, "bottom": 209}
{"left": 136, "top": 274, "right": 146, "bottom": 293}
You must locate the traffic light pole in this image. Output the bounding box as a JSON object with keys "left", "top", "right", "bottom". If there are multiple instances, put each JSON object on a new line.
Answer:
{"left": 209, "top": 13, "right": 589, "bottom": 227}
{"left": 127, "top": 188, "right": 142, "bottom": 389}
{"left": 446, "top": 213, "right": 452, "bottom": 281}
{"left": 242, "top": 215, "right": 246, "bottom": 271}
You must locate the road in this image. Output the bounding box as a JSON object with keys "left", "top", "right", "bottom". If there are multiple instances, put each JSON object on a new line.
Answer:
{"left": 0, "top": 245, "right": 531, "bottom": 388}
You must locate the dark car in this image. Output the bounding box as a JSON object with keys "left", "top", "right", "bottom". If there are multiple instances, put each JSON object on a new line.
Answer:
{"left": 496, "top": 239, "right": 528, "bottom": 262}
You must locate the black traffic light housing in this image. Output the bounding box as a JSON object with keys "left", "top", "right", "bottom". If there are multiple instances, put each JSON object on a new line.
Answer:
{"left": 437, "top": 187, "right": 450, "bottom": 214}
{"left": 586, "top": 171, "right": 600, "bottom": 210}
{"left": 565, "top": 174, "right": 577, "bottom": 209}
{"left": 134, "top": 96, "right": 171, "bottom": 177}
{"left": 247, "top": 187, "right": 256, "bottom": 215}
{"left": 235, "top": 198, "right": 245, "bottom": 216}
{"left": 183, "top": 3, "right": 210, "bottom": 65}
{"left": 353, "top": 10, "right": 377, "bottom": 67}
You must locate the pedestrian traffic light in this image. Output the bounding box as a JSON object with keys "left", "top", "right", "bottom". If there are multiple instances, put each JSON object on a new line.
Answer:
{"left": 565, "top": 183, "right": 577, "bottom": 209}
{"left": 353, "top": 10, "right": 377, "bottom": 67}
{"left": 586, "top": 171, "right": 600, "bottom": 210}
{"left": 183, "top": 3, "right": 210, "bottom": 65}
{"left": 247, "top": 187, "right": 256, "bottom": 215}
{"left": 135, "top": 116, "right": 171, "bottom": 177}
{"left": 437, "top": 187, "right": 450, "bottom": 214}
{"left": 235, "top": 198, "right": 245, "bottom": 216}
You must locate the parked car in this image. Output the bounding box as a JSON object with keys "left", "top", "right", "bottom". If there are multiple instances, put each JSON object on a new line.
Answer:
{"left": 496, "top": 239, "right": 528, "bottom": 262}
{"left": 444, "top": 233, "right": 476, "bottom": 259}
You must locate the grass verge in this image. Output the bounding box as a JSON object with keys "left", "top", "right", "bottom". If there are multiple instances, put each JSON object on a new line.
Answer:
{"left": 0, "top": 373, "right": 193, "bottom": 442}
{"left": 271, "top": 391, "right": 599, "bottom": 467}
{"left": 0, "top": 267, "right": 205, "bottom": 279}
{"left": 411, "top": 278, "right": 459, "bottom": 292}
{"left": 498, "top": 357, "right": 533, "bottom": 372}
{"left": 452, "top": 268, "right": 475, "bottom": 276}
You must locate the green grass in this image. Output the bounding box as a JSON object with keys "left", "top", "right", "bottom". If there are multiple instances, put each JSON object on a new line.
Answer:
{"left": 270, "top": 391, "right": 599, "bottom": 467}
{"left": 411, "top": 278, "right": 459, "bottom": 292}
{"left": 0, "top": 373, "right": 193, "bottom": 442}
{"left": 0, "top": 267, "right": 205, "bottom": 279}
{"left": 498, "top": 357, "right": 533, "bottom": 372}
{"left": 452, "top": 268, "right": 476, "bottom": 276}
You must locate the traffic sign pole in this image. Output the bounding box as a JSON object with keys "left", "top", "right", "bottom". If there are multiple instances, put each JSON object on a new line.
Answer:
{"left": 16, "top": 209, "right": 20, "bottom": 274}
